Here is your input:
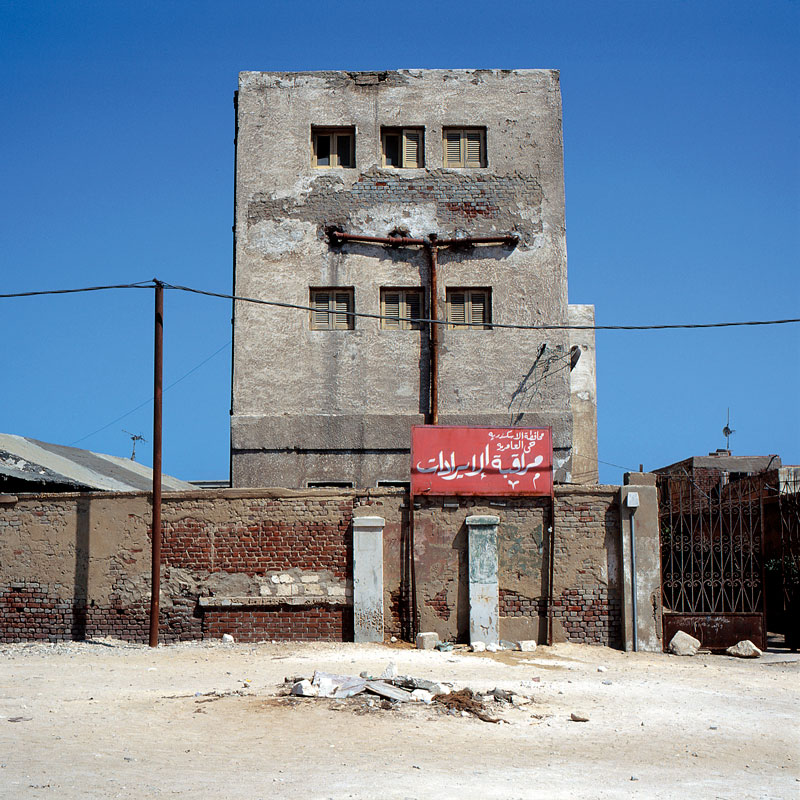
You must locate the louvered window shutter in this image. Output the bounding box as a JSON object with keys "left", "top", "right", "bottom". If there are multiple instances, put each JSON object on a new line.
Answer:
{"left": 403, "top": 131, "right": 421, "bottom": 168}
{"left": 406, "top": 291, "right": 422, "bottom": 328}
{"left": 334, "top": 292, "right": 351, "bottom": 329}
{"left": 465, "top": 131, "right": 483, "bottom": 167}
{"left": 469, "top": 291, "right": 487, "bottom": 326}
{"left": 445, "top": 131, "right": 462, "bottom": 167}
{"left": 313, "top": 292, "right": 331, "bottom": 328}
{"left": 383, "top": 293, "right": 401, "bottom": 328}
{"left": 449, "top": 292, "right": 466, "bottom": 327}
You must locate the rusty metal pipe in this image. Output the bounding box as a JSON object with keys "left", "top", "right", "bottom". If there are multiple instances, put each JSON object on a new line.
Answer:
{"left": 330, "top": 232, "right": 426, "bottom": 246}
{"left": 148, "top": 281, "right": 164, "bottom": 648}
{"left": 425, "top": 238, "right": 439, "bottom": 426}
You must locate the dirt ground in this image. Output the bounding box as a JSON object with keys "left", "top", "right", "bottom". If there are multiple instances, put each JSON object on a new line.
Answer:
{"left": 0, "top": 638, "right": 797, "bottom": 800}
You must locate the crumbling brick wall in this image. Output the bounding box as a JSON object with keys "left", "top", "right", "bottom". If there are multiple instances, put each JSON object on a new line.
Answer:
{"left": 0, "top": 485, "right": 621, "bottom": 646}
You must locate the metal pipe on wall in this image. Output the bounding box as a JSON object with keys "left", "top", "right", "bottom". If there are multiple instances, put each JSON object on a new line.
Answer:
{"left": 425, "top": 236, "right": 439, "bottom": 425}
{"left": 148, "top": 281, "right": 164, "bottom": 648}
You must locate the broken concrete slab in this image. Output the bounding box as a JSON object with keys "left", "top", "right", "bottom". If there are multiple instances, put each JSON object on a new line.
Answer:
{"left": 291, "top": 679, "right": 318, "bottom": 697}
{"left": 517, "top": 640, "right": 537, "bottom": 652}
{"left": 365, "top": 680, "right": 413, "bottom": 702}
{"left": 311, "top": 671, "right": 368, "bottom": 699}
{"left": 668, "top": 630, "right": 701, "bottom": 656}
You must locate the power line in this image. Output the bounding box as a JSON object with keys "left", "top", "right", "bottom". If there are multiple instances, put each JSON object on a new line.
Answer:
{"left": 0, "top": 281, "right": 154, "bottom": 298}
{"left": 70, "top": 339, "right": 231, "bottom": 446}
{"left": 163, "top": 281, "right": 800, "bottom": 331}
{"left": 2, "top": 277, "right": 799, "bottom": 331}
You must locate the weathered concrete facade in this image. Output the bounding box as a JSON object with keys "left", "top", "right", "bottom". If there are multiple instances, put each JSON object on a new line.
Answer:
{"left": 231, "top": 69, "right": 596, "bottom": 488}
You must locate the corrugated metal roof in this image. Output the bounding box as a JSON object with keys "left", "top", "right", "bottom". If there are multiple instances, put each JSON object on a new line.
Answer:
{"left": 0, "top": 433, "right": 195, "bottom": 492}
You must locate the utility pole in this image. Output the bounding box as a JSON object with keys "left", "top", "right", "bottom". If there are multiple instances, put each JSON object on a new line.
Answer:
{"left": 149, "top": 281, "right": 164, "bottom": 648}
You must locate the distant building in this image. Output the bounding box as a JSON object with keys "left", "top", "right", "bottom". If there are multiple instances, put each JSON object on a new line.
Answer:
{"left": 0, "top": 434, "right": 194, "bottom": 493}
{"left": 230, "top": 69, "right": 597, "bottom": 489}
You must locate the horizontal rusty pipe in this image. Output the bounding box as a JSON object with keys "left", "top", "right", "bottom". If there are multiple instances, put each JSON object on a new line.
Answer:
{"left": 329, "top": 231, "right": 518, "bottom": 248}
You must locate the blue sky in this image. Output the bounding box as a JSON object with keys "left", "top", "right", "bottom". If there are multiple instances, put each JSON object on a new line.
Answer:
{"left": 1, "top": 1, "right": 797, "bottom": 484}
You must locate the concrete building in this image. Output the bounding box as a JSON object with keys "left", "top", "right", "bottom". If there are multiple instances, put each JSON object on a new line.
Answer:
{"left": 231, "top": 69, "right": 597, "bottom": 489}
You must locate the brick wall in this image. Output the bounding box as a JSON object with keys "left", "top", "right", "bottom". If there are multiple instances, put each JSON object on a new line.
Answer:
{"left": 0, "top": 486, "right": 622, "bottom": 647}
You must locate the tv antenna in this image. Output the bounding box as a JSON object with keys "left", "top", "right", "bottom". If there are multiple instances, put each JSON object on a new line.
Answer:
{"left": 123, "top": 430, "right": 146, "bottom": 461}
{"left": 722, "top": 409, "right": 735, "bottom": 451}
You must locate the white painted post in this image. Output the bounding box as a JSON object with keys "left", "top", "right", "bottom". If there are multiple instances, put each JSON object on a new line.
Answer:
{"left": 352, "top": 516, "right": 386, "bottom": 643}
{"left": 466, "top": 515, "right": 500, "bottom": 645}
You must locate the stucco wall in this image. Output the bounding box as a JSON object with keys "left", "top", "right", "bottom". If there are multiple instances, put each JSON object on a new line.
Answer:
{"left": 231, "top": 69, "right": 580, "bottom": 488}
{"left": 0, "top": 485, "right": 621, "bottom": 646}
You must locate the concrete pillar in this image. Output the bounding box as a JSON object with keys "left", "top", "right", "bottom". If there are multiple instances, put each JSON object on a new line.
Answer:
{"left": 620, "top": 474, "right": 663, "bottom": 652}
{"left": 352, "top": 516, "right": 385, "bottom": 643}
{"left": 466, "top": 515, "right": 500, "bottom": 644}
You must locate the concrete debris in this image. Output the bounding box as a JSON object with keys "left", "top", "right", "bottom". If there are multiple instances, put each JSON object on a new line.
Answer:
{"left": 380, "top": 661, "right": 398, "bottom": 679}
{"left": 221, "top": 634, "right": 235, "bottom": 644}
{"left": 312, "top": 671, "right": 368, "bottom": 699}
{"left": 489, "top": 688, "right": 515, "bottom": 703}
{"left": 596, "top": 666, "right": 607, "bottom": 673}
{"left": 500, "top": 640, "right": 519, "bottom": 651}
{"left": 364, "top": 680, "right": 413, "bottom": 703}
{"left": 486, "top": 643, "right": 503, "bottom": 653}
{"left": 410, "top": 689, "right": 434, "bottom": 704}
{"left": 517, "top": 640, "right": 537, "bottom": 652}
{"left": 393, "top": 675, "right": 451, "bottom": 695}
{"left": 416, "top": 632, "right": 439, "bottom": 650}
{"left": 668, "top": 630, "right": 701, "bottom": 656}
{"left": 434, "top": 642, "right": 454, "bottom": 652}
{"left": 570, "top": 712, "right": 590, "bottom": 722}
{"left": 470, "top": 642, "right": 486, "bottom": 653}
{"left": 725, "top": 640, "right": 762, "bottom": 659}
{"left": 290, "top": 679, "right": 318, "bottom": 697}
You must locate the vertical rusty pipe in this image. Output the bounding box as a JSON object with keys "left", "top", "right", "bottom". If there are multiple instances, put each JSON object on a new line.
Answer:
{"left": 547, "top": 495, "right": 556, "bottom": 646}
{"left": 426, "top": 236, "right": 439, "bottom": 425}
{"left": 148, "top": 281, "right": 164, "bottom": 648}
{"left": 409, "top": 492, "right": 418, "bottom": 640}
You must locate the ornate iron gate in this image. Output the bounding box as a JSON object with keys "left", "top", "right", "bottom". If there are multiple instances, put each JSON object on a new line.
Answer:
{"left": 657, "top": 472, "right": 766, "bottom": 650}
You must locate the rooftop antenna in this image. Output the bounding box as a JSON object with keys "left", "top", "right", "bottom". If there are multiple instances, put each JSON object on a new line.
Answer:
{"left": 722, "top": 409, "right": 735, "bottom": 451}
{"left": 123, "top": 430, "right": 146, "bottom": 461}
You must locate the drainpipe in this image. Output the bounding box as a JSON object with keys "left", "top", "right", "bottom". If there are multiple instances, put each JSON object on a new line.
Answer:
{"left": 425, "top": 235, "right": 439, "bottom": 425}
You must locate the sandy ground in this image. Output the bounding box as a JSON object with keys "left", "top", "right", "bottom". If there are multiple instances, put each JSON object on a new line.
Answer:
{"left": 0, "top": 638, "right": 797, "bottom": 800}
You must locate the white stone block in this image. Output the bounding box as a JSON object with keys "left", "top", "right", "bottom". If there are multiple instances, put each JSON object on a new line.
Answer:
{"left": 416, "top": 632, "right": 439, "bottom": 650}
{"left": 300, "top": 574, "right": 319, "bottom": 583}
{"left": 470, "top": 642, "right": 486, "bottom": 652}
{"left": 278, "top": 574, "right": 293, "bottom": 584}
{"left": 327, "top": 585, "right": 346, "bottom": 597}
{"left": 517, "top": 640, "right": 537, "bottom": 652}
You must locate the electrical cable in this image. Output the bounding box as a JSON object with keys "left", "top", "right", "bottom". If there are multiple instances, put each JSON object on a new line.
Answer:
{"left": 0, "top": 281, "right": 154, "bottom": 298}
{"left": 69, "top": 339, "right": 231, "bottom": 445}
{"left": 2, "top": 278, "right": 798, "bottom": 331}
{"left": 162, "top": 281, "right": 800, "bottom": 331}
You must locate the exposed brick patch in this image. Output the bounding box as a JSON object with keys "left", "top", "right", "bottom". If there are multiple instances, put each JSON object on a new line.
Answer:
{"left": 551, "top": 587, "right": 622, "bottom": 647}
{"left": 500, "top": 588, "right": 544, "bottom": 617}
{"left": 424, "top": 587, "right": 451, "bottom": 620}
{"left": 202, "top": 605, "right": 349, "bottom": 642}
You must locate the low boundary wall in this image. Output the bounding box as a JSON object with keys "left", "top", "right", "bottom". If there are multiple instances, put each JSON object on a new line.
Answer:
{"left": 0, "top": 485, "right": 626, "bottom": 647}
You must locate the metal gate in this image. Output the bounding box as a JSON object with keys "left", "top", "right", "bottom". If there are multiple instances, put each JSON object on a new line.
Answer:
{"left": 657, "top": 472, "right": 766, "bottom": 650}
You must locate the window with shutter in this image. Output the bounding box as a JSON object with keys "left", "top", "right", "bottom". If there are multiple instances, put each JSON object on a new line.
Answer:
{"left": 446, "top": 288, "right": 491, "bottom": 329}
{"left": 312, "top": 127, "right": 355, "bottom": 168}
{"left": 442, "top": 128, "right": 486, "bottom": 168}
{"left": 381, "top": 128, "right": 424, "bottom": 168}
{"left": 309, "top": 288, "right": 354, "bottom": 329}
{"left": 381, "top": 288, "right": 424, "bottom": 330}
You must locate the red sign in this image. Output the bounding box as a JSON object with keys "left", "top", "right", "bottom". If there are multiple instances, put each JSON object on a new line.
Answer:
{"left": 411, "top": 426, "right": 553, "bottom": 496}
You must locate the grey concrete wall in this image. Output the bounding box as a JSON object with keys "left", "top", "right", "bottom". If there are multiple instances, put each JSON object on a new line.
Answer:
{"left": 568, "top": 304, "right": 598, "bottom": 483}
{"left": 620, "top": 473, "right": 663, "bottom": 652}
{"left": 231, "top": 69, "right": 586, "bottom": 488}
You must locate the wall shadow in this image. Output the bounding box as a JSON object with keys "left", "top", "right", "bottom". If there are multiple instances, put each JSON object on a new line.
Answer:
{"left": 73, "top": 495, "right": 91, "bottom": 640}
{"left": 453, "top": 522, "right": 469, "bottom": 643}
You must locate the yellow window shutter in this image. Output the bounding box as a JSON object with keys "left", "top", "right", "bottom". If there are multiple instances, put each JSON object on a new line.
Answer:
{"left": 403, "top": 130, "right": 421, "bottom": 168}
{"left": 383, "top": 292, "right": 401, "bottom": 328}
{"left": 445, "top": 130, "right": 462, "bottom": 167}
{"left": 313, "top": 291, "right": 330, "bottom": 328}
{"left": 469, "top": 291, "right": 486, "bottom": 326}
{"left": 465, "top": 131, "right": 483, "bottom": 167}
{"left": 449, "top": 292, "right": 466, "bottom": 326}
{"left": 334, "top": 292, "right": 351, "bottom": 329}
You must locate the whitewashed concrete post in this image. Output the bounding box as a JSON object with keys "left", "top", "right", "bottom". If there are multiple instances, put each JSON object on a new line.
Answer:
{"left": 352, "top": 516, "right": 385, "bottom": 643}
{"left": 466, "top": 515, "right": 500, "bottom": 644}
